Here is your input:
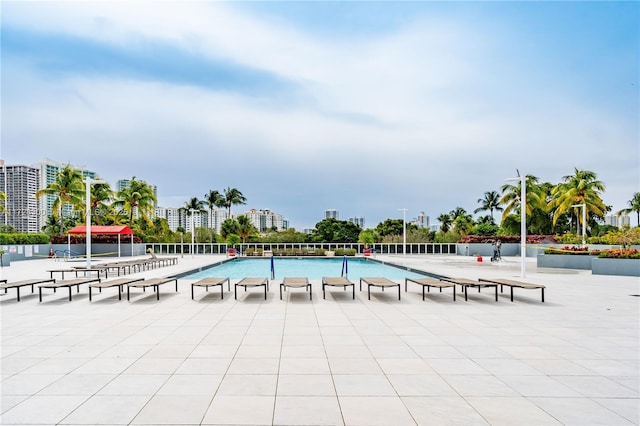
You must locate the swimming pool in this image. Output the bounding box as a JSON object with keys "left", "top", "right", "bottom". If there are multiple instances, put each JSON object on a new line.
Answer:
{"left": 181, "top": 257, "right": 434, "bottom": 280}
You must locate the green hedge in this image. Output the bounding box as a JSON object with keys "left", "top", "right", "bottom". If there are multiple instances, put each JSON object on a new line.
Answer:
{"left": 0, "top": 233, "right": 50, "bottom": 244}
{"left": 335, "top": 248, "right": 357, "bottom": 256}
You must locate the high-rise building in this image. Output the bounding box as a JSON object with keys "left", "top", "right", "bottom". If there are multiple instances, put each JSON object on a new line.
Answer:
{"left": 415, "top": 212, "right": 429, "bottom": 228}
{"left": 116, "top": 178, "right": 158, "bottom": 207}
{"left": 325, "top": 209, "right": 338, "bottom": 220}
{"left": 243, "top": 209, "right": 287, "bottom": 232}
{"left": 606, "top": 214, "right": 631, "bottom": 228}
{"left": 0, "top": 161, "right": 41, "bottom": 233}
{"left": 348, "top": 216, "right": 365, "bottom": 228}
{"left": 35, "top": 158, "right": 96, "bottom": 231}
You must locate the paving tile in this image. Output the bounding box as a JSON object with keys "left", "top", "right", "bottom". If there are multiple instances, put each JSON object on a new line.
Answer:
{"left": 156, "top": 374, "right": 223, "bottom": 396}
{"left": 339, "top": 396, "right": 416, "bottom": 426}
{"left": 131, "top": 395, "right": 212, "bottom": 424}
{"left": 333, "top": 375, "right": 396, "bottom": 396}
{"left": 441, "top": 374, "right": 518, "bottom": 397}
{"left": 558, "top": 375, "right": 639, "bottom": 398}
{"left": 2, "top": 395, "right": 88, "bottom": 425}
{"left": 175, "top": 357, "right": 232, "bottom": 374}
{"left": 218, "top": 374, "right": 278, "bottom": 396}
{"left": 497, "top": 375, "right": 582, "bottom": 397}
{"left": 123, "top": 357, "right": 184, "bottom": 375}
{"left": 201, "top": 395, "right": 275, "bottom": 425}
{"left": 227, "top": 357, "right": 280, "bottom": 375}
{"left": 277, "top": 374, "right": 336, "bottom": 396}
{"left": 530, "top": 397, "right": 635, "bottom": 425}
{"left": 97, "top": 374, "right": 169, "bottom": 396}
{"left": 38, "top": 374, "right": 114, "bottom": 395}
{"left": 387, "top": 374, "right": 457, "bottom": 396}
{"left": 1, "top": 374, "right": 63, "bottom": 395}
{"left": 402, "top": 396, "right": 489, "bottom": 425}
{"left": 328, "top": 358, "right": 382, "bottom": 375}
{"left": 592, "top": 397, "right": 640, "bottom": 424}
{"left": 274, "top": 396, "right": 343, "bottom": 425}
{"left": 466, "top": 396, "right": 562, "bottom": 425}
{"left": 59, "top": 395, "right": 150, "bottom": 424}
{"left": 279, "top": 357, "right": 331, "bottom": 375}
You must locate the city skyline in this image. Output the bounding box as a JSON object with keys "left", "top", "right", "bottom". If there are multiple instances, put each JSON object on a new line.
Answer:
{"left": 1, "top": 2, "right": 638, "bottom": 229}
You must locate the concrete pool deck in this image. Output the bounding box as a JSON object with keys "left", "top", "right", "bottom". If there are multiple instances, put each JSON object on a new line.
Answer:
{"left": 1, "top": 254, "right": 638, "bottom": 425}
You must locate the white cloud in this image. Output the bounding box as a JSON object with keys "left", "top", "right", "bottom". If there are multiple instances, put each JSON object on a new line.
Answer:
{"left": 2, "top": 2, "right": 637, "bottom": 228}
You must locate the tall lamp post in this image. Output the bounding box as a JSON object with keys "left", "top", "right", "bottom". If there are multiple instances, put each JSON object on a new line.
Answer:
{"left": 572, "top": 203, "right": 586, "bottom": 246}
{"left": 398, "top": 208, "right": 407, "bottom": 264}
{"left": 506, "top": 174, "right": 526, "bottom": 278}
{"left": 190, "top": 209, "right": 195, "bottom": 259}
{"left": 84, "top": 177, "right": 101, "bottom": 269}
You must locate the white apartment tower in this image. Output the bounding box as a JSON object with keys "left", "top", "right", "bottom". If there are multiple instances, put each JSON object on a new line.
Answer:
{"left": 35, "top": 158, "right": 96, "bottom": 231}
{"left": 243, "top": 209, "right": 287, "bottom": 232}
{"left": 0, "top": 161, "right": 41, "bottom": 233}
{"left": 348, "top": 217, "right": 365, "bottom": 228}
{"left": 325, "top": 209, "right": 339, "bottom": 220}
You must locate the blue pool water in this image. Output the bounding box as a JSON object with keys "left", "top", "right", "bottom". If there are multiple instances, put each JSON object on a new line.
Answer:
{"left": 182, "top": 257, "right": 430, "bottom": 280}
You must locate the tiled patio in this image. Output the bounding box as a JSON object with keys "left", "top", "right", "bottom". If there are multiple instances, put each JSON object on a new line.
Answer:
{"left": 1, "top": 254, "right": 638, "bottom": 425}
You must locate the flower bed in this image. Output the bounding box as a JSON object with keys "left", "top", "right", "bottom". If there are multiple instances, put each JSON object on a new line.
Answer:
{"left": 543, "top": 246, "right": 600, "bottom": 256}
{"left": 597, "top": 248, "right": 640, "bottom": 259}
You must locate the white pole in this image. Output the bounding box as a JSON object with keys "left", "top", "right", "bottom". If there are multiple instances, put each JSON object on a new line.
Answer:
{"left": 191, "top": 210, "right": 195, "bottom": 258}
{"left": 118, "top": 234, "right": 121, "bottom": 258}
{"left": 572, "top": 203, "right": 586, "bottom": 245}
{"left": 582, "top": 204, "right": 586, "bottom": 246}
{"left": 520, "top": 175, "right": 526, "bottom": 279}
{"left": 506, "top": 174, "right": 526, "bottom": 279}
{"left": 85, "top": 177, "right": 92, "bottom": 269}
{"left": 398, "top": 208, "right": 407, "bottom": 264}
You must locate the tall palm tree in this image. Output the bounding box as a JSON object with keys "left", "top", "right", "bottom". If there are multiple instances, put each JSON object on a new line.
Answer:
{"left": 437, "top": 213, "right": 452, "bottom": 233}
{"left": 474, "top": 191, "right": 503, "bottom": 222}
{"left": 204, "top": 189, "right": 225, "bottom": 238}
{"left": 180, "top": 197, "right": 206, "bottom": 240}
{"left": 112, "top": 177, "right": 157, "bottom": 224}
{"left": 618, "top": 192, "right": 640, "bottom": 226}
{"left": 35, "top": 165, "right": 84, "bottom": 235}
{"left": 499, "top": 172, "right": 546, "bottom": 224}
{"left": 0, "top": 191, "right": 6, "bottom": 213}
{"left": 237, "top": 215, "right": 257, "bottom": 243}
{"left": 222, "top": 187, "right": 247, "bottom": 216}
{"left": 549, "top": 168, "right": 607, "bottom": 228}
{"left": 88, "top": 182, "right": 113, "bottom": 225}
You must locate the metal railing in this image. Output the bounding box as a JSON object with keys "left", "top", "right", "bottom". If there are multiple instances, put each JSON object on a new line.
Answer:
{"left": 144, "top": 242, "right": 457, "bottom": 256}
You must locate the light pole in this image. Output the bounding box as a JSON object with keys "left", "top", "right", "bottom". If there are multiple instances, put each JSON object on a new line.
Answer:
{"left": 190, "top": 209, "right": 195, "bottom": 259}
{"left": 84, "top": 177, "right": 101, "bottom": 269}
{"left": 506, "top": 174, "right": 526, "bottom": 278}
{"left": 572, "top": 203, "right": 586, "bottom": 245}
{"left": 398, "top": 208, "right": 407, "bottom": 264}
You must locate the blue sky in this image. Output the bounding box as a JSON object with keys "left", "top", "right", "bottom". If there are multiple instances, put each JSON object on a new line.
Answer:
{"left": 1, "top": 1, "right": 638, "bottom": 229}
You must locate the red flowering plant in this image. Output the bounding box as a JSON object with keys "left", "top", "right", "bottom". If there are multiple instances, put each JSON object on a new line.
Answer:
{"left": 598, "top": 248, "right": 640, "bottom": 259}
{"left": 544, "top": 246, "right": 600, "bottom": 256}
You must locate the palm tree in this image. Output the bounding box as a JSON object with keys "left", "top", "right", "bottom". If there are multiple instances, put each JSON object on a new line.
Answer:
{"left": 499, "top": 172, "right": 546, "bottom": 224}
{"left": 204, "top": 189, "right": 225, "bottom": 239}
{"left": 618, "top": 192, "right": 640, "bottom": 226}
{"left": 35, "top": 165, "right": 84, "bottom": 235}
{"left": 437, "top": 213, "right": 452, "bottom": 233}
{"left": 222, "top": 187, "right": 247, "bottom": 216}
{"left": 549, "top": 168, "right": 607, "bottom": 228}
{"left": 180, "top": 197, "right": 206, "bottom": 241}
{"left": 474, "top": 191, "right": 503, "bottom": 222}
{"left": 237, "top": 215, "right": 257, "bottom": 243}
{"left": 0, "top": 191, "right": 6, "bottom": 213}
{"left": 88, "top": 183, "right": 113, "bottom": 225}
{"left": 112, "top": 177, "right": 157, "bottom": 224}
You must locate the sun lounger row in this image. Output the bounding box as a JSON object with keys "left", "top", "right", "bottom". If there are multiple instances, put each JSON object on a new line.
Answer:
{"left": 405, "top": 277, "right": 545, "bottom": 302}
{"left": 47, "top": 256, "right": 178, "bottom": 280}
{"left": 2, "top": 275, "right": 544, "bottom": 303}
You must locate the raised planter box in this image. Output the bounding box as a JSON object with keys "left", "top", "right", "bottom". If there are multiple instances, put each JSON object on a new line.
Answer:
{"left": 537, "top": 253, "right": 595, "bottom": 270}
{"left": 591, "top": 258, "right": 640, "bottom": 277}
